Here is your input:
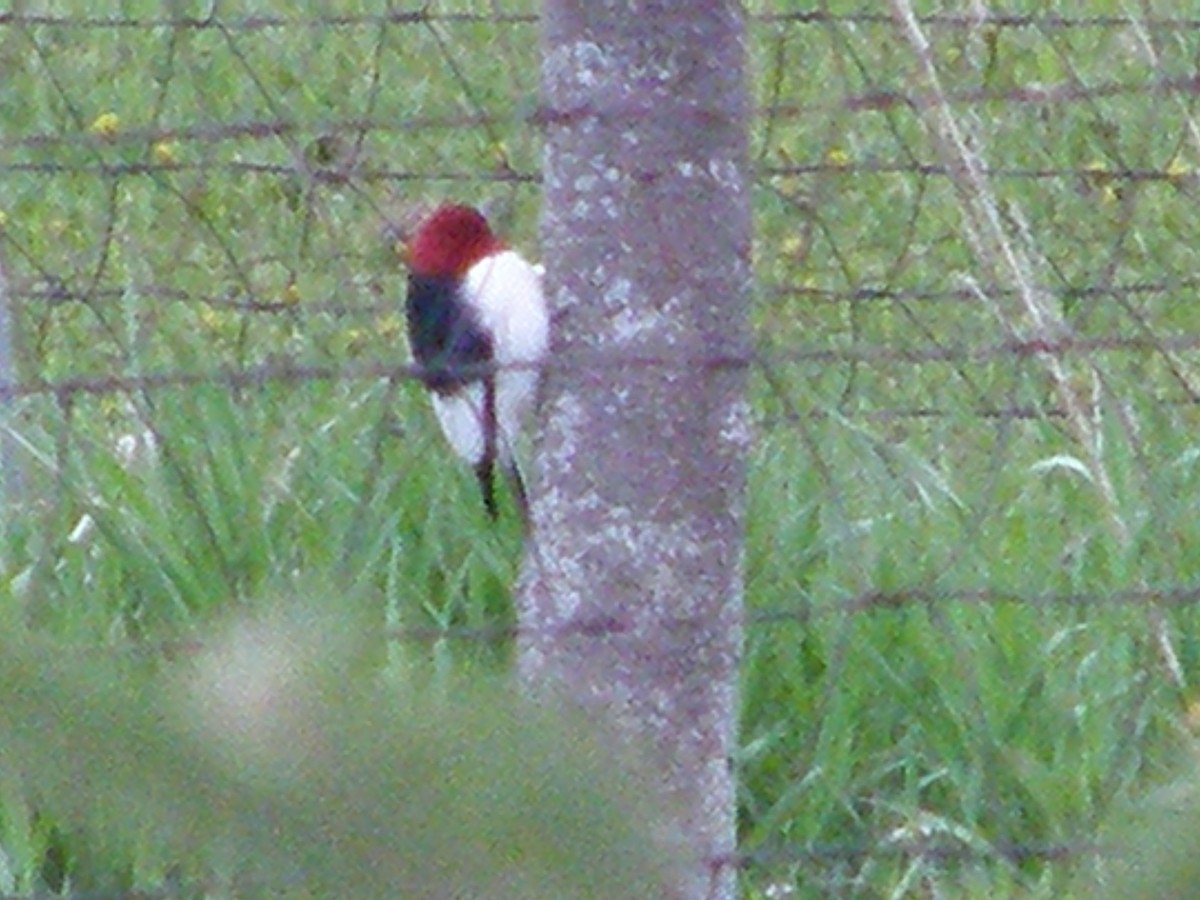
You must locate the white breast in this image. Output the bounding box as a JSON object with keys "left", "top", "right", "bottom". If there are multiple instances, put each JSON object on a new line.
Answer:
{"left": 462, "top": 250, "right": 549, "bottom": 367}
{"left": 431, "top": 250, "right": 549, "bottom": 465}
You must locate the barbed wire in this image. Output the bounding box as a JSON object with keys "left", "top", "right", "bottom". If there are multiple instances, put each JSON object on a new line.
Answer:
{"left": 1, "top": 328, "right": 1199, "bottom": 404}
{"left": 382, "top": 583, "right": 1200, "bottom": 643}
{"left": 356, "top": 584, "right": 1200, "bottom": 651}
{"left": 0, "top": 10, "right": 539, "bottom": 29}
{"left": 757, "top": 11, "right": 1200, "bottom": 29}
{"left": 4, "top": 75, "right": 1199, "bottom": 158}
{"left": 1, "top": 114, "right": 519, "bottom": 152}
{"left": 7, "top": 272, "right": 1196, "bottom": 310}
{"left": 765, "top": 276, "right": 1200, "bottom": 305}
{"left": 768, "top": 72, "right": 1200, "bottom": 116}
{"left": 68, "top": 584, "right": 1200, "bottom": 658}
{"left": 3, "top": 9, "right": 1198, "bottom": 31}
{"left": 3, "top": 5, "right": 1198, "bottom": 895}
{"left": 3, "top": 157, "right": 1191, "bottom": 186}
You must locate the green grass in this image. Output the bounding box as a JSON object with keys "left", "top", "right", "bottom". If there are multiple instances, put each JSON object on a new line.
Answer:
{"left": 5, "top": 0, "right": 1200, "bottom": 896}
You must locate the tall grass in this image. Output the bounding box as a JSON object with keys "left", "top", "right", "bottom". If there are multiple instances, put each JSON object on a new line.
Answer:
{"left": 3, "top": 1, "right": 1200, "bottom": 896}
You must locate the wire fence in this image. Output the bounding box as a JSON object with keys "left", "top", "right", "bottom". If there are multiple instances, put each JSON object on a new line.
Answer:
{"left": 4, "top": 3, "right": 1200, "bottom": 895}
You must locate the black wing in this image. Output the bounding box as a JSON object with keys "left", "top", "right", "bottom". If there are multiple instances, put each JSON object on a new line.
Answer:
{"left": 405, "top": 273, "right": 493, "bottom": 395}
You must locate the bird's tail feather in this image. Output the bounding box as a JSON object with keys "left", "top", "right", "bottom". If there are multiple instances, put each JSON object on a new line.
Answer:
{"left": 474, "top": 457, "right": 498, "bottom": 519}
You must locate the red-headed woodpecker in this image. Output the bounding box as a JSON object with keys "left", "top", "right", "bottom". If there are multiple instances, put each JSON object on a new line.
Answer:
{"left": 402, "top": 204, "right": 548, "bottom": 520}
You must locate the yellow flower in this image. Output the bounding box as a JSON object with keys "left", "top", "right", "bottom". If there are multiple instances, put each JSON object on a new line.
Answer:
{"left": 1082, "top": 160, "right": 1118, "bottom": 203}
{"left": 88, "top": 111, "right": 120, "bottom": 139}
{"left": 1185, "top": 696, "right": 1200, "bottom": 734}
{"left": 376, "top": 312, "right": 403, "bottom": 339}
{"left": 339, "top": 327, "right": 368, "bottom": 356}
{"left": 824, "top": 146, "right": 850, "bottom": 168}
{"left": 780, "top": 234, "right": 805, "bottom": 256}
{"left": 281, "top": 280, "right": 300, "bottom": 306}
{"left": 775, "top": 176, "right": 800, "bottom": 195}
{"left": 151, "top": 141, "right": 177, "bottom": 164}
{"left": 198, "top": 305, "right": 236, "bottom": 335}
{"left": 1166, "top": 157, "right": 1192, "bottom": 181}
{"left": 98, "top": 395, "right": 120, "bottom": 419}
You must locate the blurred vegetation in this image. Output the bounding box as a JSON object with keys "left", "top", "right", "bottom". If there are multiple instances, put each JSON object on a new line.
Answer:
{"left": 3, "top": 0, "right": 1200, "bottom": 897}
{"left": 0, "top": 601, "right": 675, "bottom": 897}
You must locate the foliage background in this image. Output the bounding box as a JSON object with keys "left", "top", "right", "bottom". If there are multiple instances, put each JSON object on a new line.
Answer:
{"left": 4, "top": 1, "right": 1200, "bottom": 896}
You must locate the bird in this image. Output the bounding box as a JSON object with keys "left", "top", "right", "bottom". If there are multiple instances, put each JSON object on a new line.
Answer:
{"left": 401, "top": 204, "right": 549, "bottom": 521}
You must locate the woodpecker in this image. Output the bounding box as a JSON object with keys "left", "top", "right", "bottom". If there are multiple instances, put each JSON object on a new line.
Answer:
{"left": 402, "top": 204, "right": 548, "bottom": 521}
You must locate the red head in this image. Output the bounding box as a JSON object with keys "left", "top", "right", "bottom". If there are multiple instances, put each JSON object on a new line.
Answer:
{"left": 404, "top": 204, "right": 503, "bottom": 277}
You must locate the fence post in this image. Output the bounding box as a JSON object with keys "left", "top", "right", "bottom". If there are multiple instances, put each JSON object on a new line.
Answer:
{"left": 520, "top": 2, "right": 751, "bottom": 897}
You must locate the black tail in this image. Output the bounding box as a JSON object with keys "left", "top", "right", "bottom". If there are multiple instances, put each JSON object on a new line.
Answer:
{"left": 474, "top": 457, "right": 498, "bottom": 519}
{"left": 476, "top": 377, "right": 499, "bottom": 519}
{"left": 475, "top": 377, "right": 532, "bottom": 526}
